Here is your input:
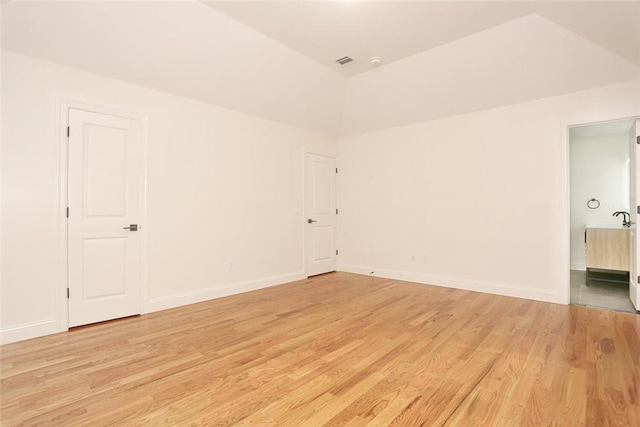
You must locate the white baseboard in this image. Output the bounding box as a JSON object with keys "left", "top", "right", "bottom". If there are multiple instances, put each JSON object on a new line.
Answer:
{"left": 338, "top": 264, "right": 560, "bottom": 304}
{"left": 148, "top": 271, "right": 306, "bottom": 313}
{"left": 570, "top": 263, "right": 586, "bottom": 271}
{"left": 0, "top": 318, "right": 60, "bottom": 345}
{"left": 1, "top": 267, "right": 560, "bottom": 345}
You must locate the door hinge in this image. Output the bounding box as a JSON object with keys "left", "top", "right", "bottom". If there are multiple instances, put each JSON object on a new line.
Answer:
{"left": 637, "top": 276, "right": 640, "bottom": 284}
{"left": 67, "top": 288, "right": 70, "bottom": 299}
{"left": 637, "top": 206, "right": 640, "bottom": 215}
{"left": 67, "top": 126, "right": 70, "bottom": 138}
{"left": 336, "top": 168, "right": 338, "bottom": 174}
{"left": 336, "top": 208, "right": 339, "bottom": 214}
{"left": 637, "top": 135, "right": 639, "bottom": 145}
{"left": 584, "top": 230, "right": 586, "bottom": 243}
{"left": 66, "top": 207, "right": 69, "bottom": 218}
{"left": 336, "top": 249, "right": 339, "bottom": 255}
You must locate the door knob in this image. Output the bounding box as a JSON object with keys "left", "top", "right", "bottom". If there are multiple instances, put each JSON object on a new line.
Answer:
{"left": 307, "top": 219, "right": 317, "bottom": 224}
{"left": 123, "top": 224, "right": 138, "bottom": 231}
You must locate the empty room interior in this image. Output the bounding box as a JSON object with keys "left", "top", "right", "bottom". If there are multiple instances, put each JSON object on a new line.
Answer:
{"left": 1, "top": 0, "right": 640, "bottom": 425}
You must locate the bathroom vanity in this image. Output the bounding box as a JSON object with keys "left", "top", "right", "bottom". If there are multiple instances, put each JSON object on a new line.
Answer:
{"left": 585, "top": 227, "right": 630, "bottom": 272}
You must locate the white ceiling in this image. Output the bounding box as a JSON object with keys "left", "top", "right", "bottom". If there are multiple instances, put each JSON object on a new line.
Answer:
{"left": 340, "top": 13, "right": 640, "bottom": 135}
{"left": 1, "top": 1, "right": 347, "bottom": 135}
{"left": 1, "top": 1, "right": 639, "bottom": 136}
{"left": 204, "top": 1, "right": 640, "bottom": 77}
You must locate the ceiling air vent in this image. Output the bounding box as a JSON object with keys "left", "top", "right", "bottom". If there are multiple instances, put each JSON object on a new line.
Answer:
{"left": 335, "top": 56, "right": 354, "bottom": 65}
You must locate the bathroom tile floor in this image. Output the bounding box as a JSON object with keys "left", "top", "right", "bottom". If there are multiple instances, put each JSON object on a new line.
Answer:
{"left": 570, "top": 270, "right": 637, "bottom": 314}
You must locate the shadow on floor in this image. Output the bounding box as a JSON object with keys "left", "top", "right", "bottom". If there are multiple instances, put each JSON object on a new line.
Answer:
{"left": 570, "top": 270, "right": 637, "bottom": 314}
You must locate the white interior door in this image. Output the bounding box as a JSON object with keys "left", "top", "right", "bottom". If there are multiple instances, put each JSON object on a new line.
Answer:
{"left": 631, "top": 119, "right": 640, "bottom": 311}
{"left": 305, "top": 153, "right": 337, "bottom": 277}
{"left": 68, "top": 109, "right": 143, "bottom": 327}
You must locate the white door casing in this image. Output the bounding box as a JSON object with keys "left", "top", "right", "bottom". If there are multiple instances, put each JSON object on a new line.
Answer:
{"left": 68, "top": 109, "right": 144, "bottom": 327}
{"left": 305, "top": 153, "right": 337, "bottom": 277}
{"left": 631, "top": 119, "right": 640, "bottom": 310}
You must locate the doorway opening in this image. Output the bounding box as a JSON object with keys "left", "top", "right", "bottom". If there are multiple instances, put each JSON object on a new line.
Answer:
{"left": 569, "top": 119, "right": 637, "bottom": 313}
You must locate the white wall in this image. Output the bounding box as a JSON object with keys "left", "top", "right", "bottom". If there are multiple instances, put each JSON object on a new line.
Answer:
{"left": 570, "top": 133, "right": 630, "bottom": 270}
{"left": 1, "top": 51, "right": 337, "bottom": 344}
{"left": 3, "top": 53, "right": 640, "bottom": 345}
{"left": 338, "top": 80, "right": 640, "bottom": 303}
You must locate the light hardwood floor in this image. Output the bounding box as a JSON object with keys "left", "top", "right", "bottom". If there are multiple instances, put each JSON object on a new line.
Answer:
{"left": 1, "top": 272, "right": 639, "bottom": 426}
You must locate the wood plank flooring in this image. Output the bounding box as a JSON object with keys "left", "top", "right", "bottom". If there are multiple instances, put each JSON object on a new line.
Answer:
{"left": 1, "top": 272, "right": 639, "bottom": 426}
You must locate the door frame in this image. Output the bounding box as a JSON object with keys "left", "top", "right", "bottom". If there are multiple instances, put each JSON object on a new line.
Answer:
{"left": 561, "top": 114, "right": 640, "bottom": 305}
{"left": 303, "top": 151, "right": 338, "bottom": 277}
{"left": 56, "top": 96, "right": 148, "bottom": 332}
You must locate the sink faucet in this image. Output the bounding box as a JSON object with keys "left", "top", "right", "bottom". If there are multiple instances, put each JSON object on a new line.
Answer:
{"left": 613, "top": 211, "right": 630, "bottom": 227}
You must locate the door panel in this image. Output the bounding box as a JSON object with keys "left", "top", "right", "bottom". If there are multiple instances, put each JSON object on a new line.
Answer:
{"left": 312, "top": 226, "right": 333, "bottom": 261}
{"left": 84, "top": 125, "right": 128, "bottom": 216}
{"left": 83, "top": 238, "right": 127, "bottom": 299}
{"left": 632, "top": 119, "right": 640, "bottom": 310}
{"left": 305, "top": 153, "right": 336, "bottom": 276}
{"left": 312, "top": 161, "right": 333, "bottom": 214}
{"left": 68, "top": 109, "right": 143, "bottom": 327}
{"left": 630, "top": 230, "right": 637, "bottom": 309}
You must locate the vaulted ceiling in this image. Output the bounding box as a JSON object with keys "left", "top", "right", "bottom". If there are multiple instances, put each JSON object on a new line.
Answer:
{"left": 205, "top": 1, "right": 640, "bottom": 77}
{"left": 2, "top": 1, "right": 639, "bottom": 136}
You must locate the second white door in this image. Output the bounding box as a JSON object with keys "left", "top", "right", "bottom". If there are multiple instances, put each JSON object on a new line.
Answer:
{"left": 305, "top": 153, "right": 337, "bottom": 277}
{"left": 68, "top": 108, "right": 144, "bottom": 327}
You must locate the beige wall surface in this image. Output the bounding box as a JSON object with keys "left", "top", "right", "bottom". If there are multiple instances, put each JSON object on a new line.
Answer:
{"left": 338, "top": 80, "right": 640, "bottom": 303}
{"left": 1, "top": 51, "right": 337, "bottom": 344}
